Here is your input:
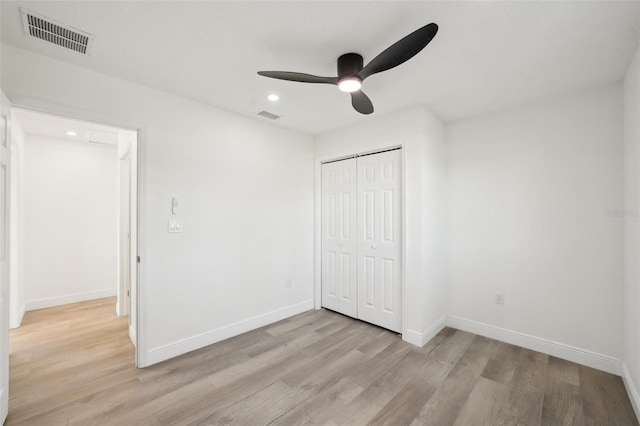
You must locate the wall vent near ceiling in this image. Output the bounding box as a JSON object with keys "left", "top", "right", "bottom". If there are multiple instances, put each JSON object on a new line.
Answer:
{"left": 257, "top": 110, "right": 281, "bottom": 120}
{"left": 85, "top": 130, "right": 118, "bottom": 146}
{"left": 21, "top": 8, "right": 94, "bottom": 55}
{"left": 87, "top": 140, "right": 115, "bottom": 147}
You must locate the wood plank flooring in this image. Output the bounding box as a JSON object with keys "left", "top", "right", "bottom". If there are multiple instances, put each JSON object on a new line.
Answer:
{"left": 7, "top": 298, "right": 639, "bottom": 425}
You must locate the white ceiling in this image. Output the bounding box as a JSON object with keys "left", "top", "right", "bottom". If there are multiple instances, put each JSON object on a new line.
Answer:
{"left": 14, "top": 108, "right": 125, "bottom": 146}
{"left": 2, "top": 1, "right": 639, "bottom": 135}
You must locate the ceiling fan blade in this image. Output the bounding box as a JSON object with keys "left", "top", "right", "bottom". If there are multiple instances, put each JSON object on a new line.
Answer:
{"left": 350, "top": 90, "right": 374, "bottom": 115}
{"left": 359, "top": 23, "right": 438, "bottom": 80}
{"left": 257, "top": 71, "right": 338, "bottom": 85}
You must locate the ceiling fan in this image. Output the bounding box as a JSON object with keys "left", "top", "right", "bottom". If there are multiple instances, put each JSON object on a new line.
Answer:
{"left": 257, "top": 23, "right": 438, "bottom": 115}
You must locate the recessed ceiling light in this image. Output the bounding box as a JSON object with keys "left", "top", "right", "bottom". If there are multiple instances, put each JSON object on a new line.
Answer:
{"left": 267, "top": 94, "right": 279, "bottom": 102}
{"left": 66, "top": 131, "right": 77, "bottom": 136}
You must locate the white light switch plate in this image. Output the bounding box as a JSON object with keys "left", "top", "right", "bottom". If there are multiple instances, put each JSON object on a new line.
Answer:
{"left": 168, "top": 219, "right": 182, "bottom": 233}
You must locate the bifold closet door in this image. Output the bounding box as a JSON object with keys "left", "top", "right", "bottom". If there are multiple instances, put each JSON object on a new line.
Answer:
{"left": 357, "top": 150, "right": 402, "bottom": 333}
{"left": 321, "top": 158, "right": 358, "bottom": 317}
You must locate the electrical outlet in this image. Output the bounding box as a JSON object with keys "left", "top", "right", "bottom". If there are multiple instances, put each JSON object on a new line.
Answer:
{"left": 495, "top": 292, "right": 504, "bottom": 305}
{"left": 286, "top": 278, "right": 292, "bottom": 288}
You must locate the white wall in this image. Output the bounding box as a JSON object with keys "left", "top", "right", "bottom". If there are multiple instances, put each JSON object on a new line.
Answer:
{"left": 623, "top": 43, "right": 640, "bottom": 417}
{"left": 447, "top": 83, "right": 624, "bottom": 362}
{"left": 8, "top": 112, "right": 25, "bottom": 327}
{"left": 315, "top": 106, "right": 448, "bottom": 345}
{"left": 420, "top": 111, "right": 448, "bottom": 337}
{"left": 0, "top": 45, "right": 315, "bottom": 366}
{"left": 22, "top": 135, "right": 118, "bottom": 310}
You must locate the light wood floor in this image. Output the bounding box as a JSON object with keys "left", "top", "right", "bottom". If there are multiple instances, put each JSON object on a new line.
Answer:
{"left": 7, "top": 298, "right": 638, "bottom": 425}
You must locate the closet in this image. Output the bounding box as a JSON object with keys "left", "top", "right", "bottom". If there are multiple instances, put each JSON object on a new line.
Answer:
{"left": 321, "top": 148, "right": 402, "bottom": 332}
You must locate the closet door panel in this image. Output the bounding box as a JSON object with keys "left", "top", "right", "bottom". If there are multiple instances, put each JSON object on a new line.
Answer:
{"left": 357, "top": 150, "right": 402, "bottom": 332}
{"left": 321, "top": 159, "right": 358, "bottom": 317}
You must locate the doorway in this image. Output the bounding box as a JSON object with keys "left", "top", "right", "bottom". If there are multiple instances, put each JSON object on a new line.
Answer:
{"left": 7, "top": 108, "right": 138, "bottom": 351}
{"left": 321, "top": 148, "right": 403, "bottom": 332}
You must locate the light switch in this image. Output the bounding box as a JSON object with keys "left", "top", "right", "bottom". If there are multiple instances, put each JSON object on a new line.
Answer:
{"left": 168, "top": 219, "right": 183, "bottom": 233}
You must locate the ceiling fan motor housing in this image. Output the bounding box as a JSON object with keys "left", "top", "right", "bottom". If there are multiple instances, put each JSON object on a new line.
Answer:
{"left": 338, "top": 53, "right": 364, "bottom": 81}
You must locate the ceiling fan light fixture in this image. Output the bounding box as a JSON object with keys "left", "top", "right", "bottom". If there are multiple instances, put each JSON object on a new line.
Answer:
{"left": 257, "top": 23, "right": 438, "bottom": 114}
{"left": 338, "top": 77, "right": 362, "bottom": 93}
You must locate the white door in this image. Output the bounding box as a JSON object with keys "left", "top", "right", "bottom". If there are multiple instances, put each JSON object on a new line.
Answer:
{"left": 357, "top": 150, "right": 402, "bottom": 332}
{"left": 118, "top": 156, "right": 131, "bottom": 318}
{"left": 0, "top": 105, "right": 11, "bottom": 422}
{"left": 128, "top": 135, "right": 138, "bottom": 355}
{"left": 321, "top": 158, "right": 358, "bottom": 317}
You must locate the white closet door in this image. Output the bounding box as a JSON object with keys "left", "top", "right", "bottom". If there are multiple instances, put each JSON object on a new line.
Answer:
{"left": 321, "top": 158, "right": 358, "bottom": 317}
{"left": 357, "top": 150, "right": 402, "bottom": 332}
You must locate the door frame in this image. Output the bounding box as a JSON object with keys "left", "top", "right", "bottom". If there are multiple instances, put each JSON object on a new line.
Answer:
{"left": 314, "top": 144, "right": 407, "bottom": 338}
{"left": 7, "top": 99, "right": 145, "bottom": 367}
{"left": 1, "top": 97, "right": 12, "bottom": 425}
{"left": 117, "top": 151, "right": 132, "bottom": 322}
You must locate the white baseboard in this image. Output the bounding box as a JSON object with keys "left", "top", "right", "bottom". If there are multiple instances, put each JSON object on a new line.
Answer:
{"left": 25, "top": 288, "right": 116, "bottom": 311}
{"left": 129, "top": 324, "right": 137, "bottom": 348}
{"left": 402, "top": 329, "right": 423, "bottom": 346}
{"left": 623, "top": 363, "right": 640, "bottom": 422}
{"left": 19, "top": 302, "right": 25, "bottom": 324}
{"left": 144, "top": 299, "right": 315, "bottom": 366}
{"left": 9, "top": 302, "right": 26, "bottom": 329}
{"left": 446, "top": 315, "right": 622, "bottom": 376}
{"left": 403, "top": 315, "right": 447, "bottom": 347}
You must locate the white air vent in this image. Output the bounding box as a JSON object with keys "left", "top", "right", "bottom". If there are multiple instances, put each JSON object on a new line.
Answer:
{"left": 85, "top": 130, "right": 117, "bottom": 146}
{"left": 21, "top": 8, "right": 94, "bottom": 55}
{"left": 257, "top": 110, "right": 281, "bottom": 120}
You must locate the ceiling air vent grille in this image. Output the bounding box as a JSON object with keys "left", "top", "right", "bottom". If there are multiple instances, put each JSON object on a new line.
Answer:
{"left": 257, "top": 111, "right": 281, "bottom": 120}
{"left": 21, "top": 8, "right": 94, "bottom": 55}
